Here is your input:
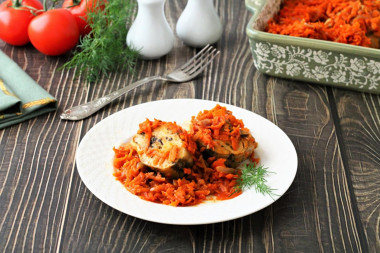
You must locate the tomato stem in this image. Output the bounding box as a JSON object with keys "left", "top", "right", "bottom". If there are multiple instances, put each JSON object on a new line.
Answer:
{"left": 12, "top": 0, "right": 22, "bottom": 7}
{"left": 50, "top": 0, "right": 59, "bottom": 8}
{"left": 73, "top": 0, "right": 81, "bottom": 6}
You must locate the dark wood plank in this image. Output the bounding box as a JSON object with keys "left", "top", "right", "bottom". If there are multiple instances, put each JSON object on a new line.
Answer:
{"left": 333, "top": 89, "right": 380, "bottom": 252}
{"left": 257, "top": 78, "right": 365, "bottom": 252}
{"left": 0, "top": 42, "right": 87, "bottom": 252}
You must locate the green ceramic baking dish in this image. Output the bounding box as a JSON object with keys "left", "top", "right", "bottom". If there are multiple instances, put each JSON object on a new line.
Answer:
{"left": 245, "top": 0, "right": 380, "bottom": 94}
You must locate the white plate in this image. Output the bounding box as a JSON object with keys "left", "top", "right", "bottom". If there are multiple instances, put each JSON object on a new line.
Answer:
{"left": 76, "top": 99, "right": 297, "bottom": 225}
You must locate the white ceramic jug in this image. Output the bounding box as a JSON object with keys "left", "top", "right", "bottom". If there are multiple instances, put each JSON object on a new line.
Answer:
{"left": 126, "top": 0, "right": 174, "bottom": 59}
{"left": 176, "top": 0, "right": 223, "bottom": 48}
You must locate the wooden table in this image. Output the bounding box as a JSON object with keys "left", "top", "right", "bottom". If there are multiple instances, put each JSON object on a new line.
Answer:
{"left": 1, "top": 1, "right": 379, "bottom": 252}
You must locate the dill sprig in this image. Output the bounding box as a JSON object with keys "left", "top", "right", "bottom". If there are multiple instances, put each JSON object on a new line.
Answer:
{"left": 61, "top": 0, "right": 138, "bottom": 83}
{"left": 235, "top": 163, "right": 278, "bottom": 199}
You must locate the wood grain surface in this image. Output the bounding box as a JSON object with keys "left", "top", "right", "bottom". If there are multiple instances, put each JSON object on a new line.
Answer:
{"left": 0, "top": 0, "right": 379, "bottom": 252}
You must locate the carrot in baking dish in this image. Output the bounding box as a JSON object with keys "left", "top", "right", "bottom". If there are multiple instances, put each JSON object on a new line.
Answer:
{"left": 265, "top": 0, "right": 380, "bottom": 48}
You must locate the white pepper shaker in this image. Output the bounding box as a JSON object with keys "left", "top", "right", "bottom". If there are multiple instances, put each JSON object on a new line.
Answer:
{"left": 176, "top": 0, "right": 223, "bottom": 48}
{"left": 126, "top": 0, "right": 174, "bottom": 59}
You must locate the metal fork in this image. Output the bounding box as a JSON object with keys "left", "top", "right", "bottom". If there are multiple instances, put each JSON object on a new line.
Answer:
{"left": 60, "top": 45, "right": 220, "bottom": 121}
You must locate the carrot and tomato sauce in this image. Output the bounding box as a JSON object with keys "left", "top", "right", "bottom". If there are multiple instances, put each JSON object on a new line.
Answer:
{"left": 113, "top": 105, "right": 258, "bottom": 206}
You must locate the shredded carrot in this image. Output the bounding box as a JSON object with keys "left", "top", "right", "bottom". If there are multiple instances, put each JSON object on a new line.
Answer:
{"left": 112, "top": 105, "right": 258, "bottom": 206}
{"left": 168, "top": 146, "right": 179, "bottom": 162}
{"left": 211, "top": 158, "right": 227, "bottom": 168}
{"left": 113, "top": 143, "right": 242, "bottom": 206}
{"left": 265, "top": 0, "right": 380, "bottom": 48}
{"left": 190, "top": 104, "right": 255, "bottom": 151}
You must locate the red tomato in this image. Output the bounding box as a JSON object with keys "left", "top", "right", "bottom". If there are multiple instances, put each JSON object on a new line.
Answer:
{"left": 28, "top": 8, "right": 80, "bottom": 56}
{"left": 62, "top": 0, "right": 105, "bottom": 36}
{"left": 0, "top": 0, "right": 43, "bottom": 46}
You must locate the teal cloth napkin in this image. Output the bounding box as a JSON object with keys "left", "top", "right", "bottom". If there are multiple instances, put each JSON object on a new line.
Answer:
{"left": 0, "top": 50, "right": 57, "bottom": 129}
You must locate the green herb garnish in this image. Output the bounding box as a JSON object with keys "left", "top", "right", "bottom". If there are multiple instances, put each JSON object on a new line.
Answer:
{"left": 62, "top": 0, "right": 138, "bottom": 83}
{"left": 235, "top": 163, "right": 277, "bottom": 199}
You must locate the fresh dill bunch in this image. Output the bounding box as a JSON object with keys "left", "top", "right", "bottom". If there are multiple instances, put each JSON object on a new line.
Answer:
{"left": 61, "top": 0, "right": 138, "bottom": 83}
{"left": 235, "top": 163, "right": 278, "bottom": 199}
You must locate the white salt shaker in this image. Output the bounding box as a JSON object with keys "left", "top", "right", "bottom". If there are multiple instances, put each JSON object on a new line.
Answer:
{"left": 176, "top": 0, "right": 223, "bottom": 48}
{"left": 126, "top": 0, "right": 174, "bottom": 59}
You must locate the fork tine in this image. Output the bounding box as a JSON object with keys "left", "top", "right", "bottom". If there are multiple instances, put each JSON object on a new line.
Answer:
{"left": 185, "top": 48, "right": 220, "bottom": 76}
{"left": 181, "top": 46, "right": 215, "bottom": 73}
{"left": 187, "top": 51, "right": 220, "bottom": 78}
{"left": 177, "top": 44, "right": 213, "bottom": 71}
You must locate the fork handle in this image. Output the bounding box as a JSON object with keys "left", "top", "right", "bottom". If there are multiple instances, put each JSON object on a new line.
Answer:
{"left": 60, "top": 75, "right": 164, "bottom": 121}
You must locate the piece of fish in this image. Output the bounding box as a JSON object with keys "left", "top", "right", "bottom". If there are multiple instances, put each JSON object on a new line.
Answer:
{"left": 131, "top": 124, "right": 193, "bottom": 178}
